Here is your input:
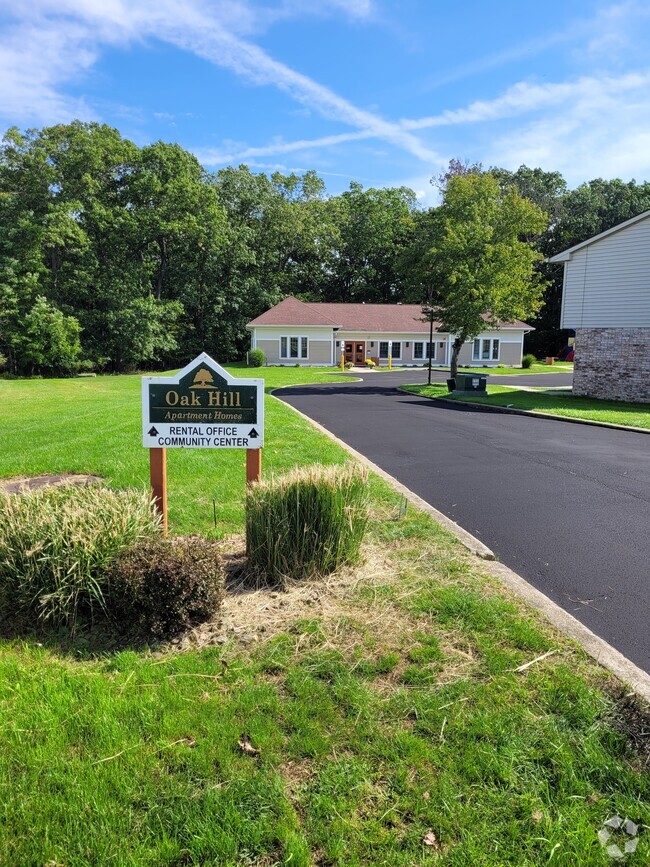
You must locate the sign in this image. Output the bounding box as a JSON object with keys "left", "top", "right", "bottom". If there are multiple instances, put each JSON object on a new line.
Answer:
{"left": 142, "top": 353, "right": 264, "bottom": 449}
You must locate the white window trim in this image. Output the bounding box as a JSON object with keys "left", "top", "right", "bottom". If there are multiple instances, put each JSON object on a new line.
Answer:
{"left": 472, "top": 338, "right": 500, "bottom": 362}
{"left": 413, "top": 340, "right": 436, "bottom": 360}
{"left": 389, "top": 340, "right": 402, "bottom": 359}
{"left": 280, "top": 335, "right": 309, "bottom": 360}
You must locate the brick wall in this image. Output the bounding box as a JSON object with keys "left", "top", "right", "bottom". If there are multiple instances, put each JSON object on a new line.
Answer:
{"left": 574, "top": 328, "right": 650, "bottom": 403}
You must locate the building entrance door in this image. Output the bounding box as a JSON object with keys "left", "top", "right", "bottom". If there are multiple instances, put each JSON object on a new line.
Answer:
{"left": 344, "top": 341, "right": 365, "bottom": 365}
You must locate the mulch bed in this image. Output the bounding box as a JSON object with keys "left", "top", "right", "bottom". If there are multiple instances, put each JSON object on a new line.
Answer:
{"left": 0, "top": 474, "right": 102, "bottom": 494}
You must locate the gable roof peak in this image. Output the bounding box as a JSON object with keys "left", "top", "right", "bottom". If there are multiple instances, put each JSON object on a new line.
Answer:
{"left": 548, "top": 209, "right": 650, "bottom": 262}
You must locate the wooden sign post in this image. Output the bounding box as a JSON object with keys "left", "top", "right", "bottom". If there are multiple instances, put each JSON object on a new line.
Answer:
{"left": 246, "top": 447, "right": 262, "bottom": 485}
{"left": 149, "top": 447, "right": 168, "bottom": 535}
{"left": 142, "top": 353, "right": 265, "bottom": 529}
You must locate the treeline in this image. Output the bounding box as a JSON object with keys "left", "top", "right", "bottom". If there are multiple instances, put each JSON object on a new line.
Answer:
{"left": 1, "top": 122, "right": 649, "bottom": 374}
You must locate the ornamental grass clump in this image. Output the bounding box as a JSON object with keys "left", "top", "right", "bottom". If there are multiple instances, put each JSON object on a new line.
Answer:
{"left": 245, "top": 463, "right": 369, "bottom": 587}
{"left": 522, "top": 353, "right": 537, "bottom": 369}
{"left": 0, "top": 484, "right": 161, "bottom": 627}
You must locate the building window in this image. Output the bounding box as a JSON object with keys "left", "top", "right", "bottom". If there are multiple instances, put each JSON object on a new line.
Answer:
{"left": 379, "top": 341, "right": 390, "bottom": 358}
{"left": 473, "top": 338, "right": 499, "bottom": 361}
{"left": 413, "top": 341, "right": 435, "bottom": 359}
{"left": 391, "top": 341, "right": 401, "bottom": 359}
{"left": 280, "top": 335, "right": 309, "bottom": 359}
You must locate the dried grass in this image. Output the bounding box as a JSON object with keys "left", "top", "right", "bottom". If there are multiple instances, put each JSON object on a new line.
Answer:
{"left": 168, "top": 534, "right": 482, "bottom": 690}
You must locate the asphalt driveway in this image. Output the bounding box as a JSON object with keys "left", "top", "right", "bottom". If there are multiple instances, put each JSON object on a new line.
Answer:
{"left": 276, "top": 369, "right": 650, "bottom": 674}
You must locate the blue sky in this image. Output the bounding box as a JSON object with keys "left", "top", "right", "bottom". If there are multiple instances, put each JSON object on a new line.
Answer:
{"left": 1, "top": 0, "right": 650, "bottom": 203}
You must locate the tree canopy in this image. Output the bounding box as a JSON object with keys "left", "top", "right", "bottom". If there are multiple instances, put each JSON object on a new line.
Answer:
{"left": 1, "top": 122, "right": 648, "bottom": 375}
{"left": 410, "top": 172, "right": 548, "bottom": 376}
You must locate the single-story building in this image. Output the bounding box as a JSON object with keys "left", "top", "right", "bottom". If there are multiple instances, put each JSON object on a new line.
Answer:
{"left": 246, "top": 297, "right": 532, "bottom": 367}
{"left": 548, "top": 209, "right": 650, "bottom": 403}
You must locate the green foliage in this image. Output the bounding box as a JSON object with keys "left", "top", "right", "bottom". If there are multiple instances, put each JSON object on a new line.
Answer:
{"left": 0, "top": 485, "right": 161, "bottom": 626}
{"left": 248, "top": 347, "right": 265, "bottom": 367}
{"left": 246, "top": 464, "right": 369, "bottom": 586}
{"left": 522, "top": 353, "right": 537, "bottom": 368}
{"left": 108, "top": 537, "right": 225, "bottom": 638}
{"left": 318, "top": 183, "right": 417, "bottom": 302}
{"left": 409, "top": 172, "right": 548, "bottom": 377}
{"left": 4, "top": 121, "right": 650, "bottom": 373}
{"left": 13, "top": 296, "right": 83, "bottom": 375}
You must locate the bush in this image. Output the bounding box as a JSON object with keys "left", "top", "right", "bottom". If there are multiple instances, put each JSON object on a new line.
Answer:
{"left": 344, "top": 361, "right": 354, "bottom": 369}
{"left": 0, "top": 485, "right": 161, "bottom": 626}
{"left": 522, "top": 353, "right": 537, "bottom": 369}
{"left": 248, "top": 347, "right": 265, "bottom": 367}
{"left": 108, "top": 537, "right": 225, "bottom": 638}
{"left": 246, "top": 464, "right": 369, "bottom": 587}
{"left": 364, "top": 359, "right": 376, "bottom": 368}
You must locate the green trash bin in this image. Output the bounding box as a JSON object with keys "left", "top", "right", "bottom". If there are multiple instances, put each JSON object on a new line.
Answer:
{"left": 454, "top": 372, "right": 489, "bottom": 395}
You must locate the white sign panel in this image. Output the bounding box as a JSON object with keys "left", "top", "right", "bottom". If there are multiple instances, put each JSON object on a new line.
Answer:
{"left": 142, "top": 353, "right": 264, "bottom": 449}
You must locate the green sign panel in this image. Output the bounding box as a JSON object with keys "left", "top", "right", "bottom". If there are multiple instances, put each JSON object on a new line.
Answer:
{"left": 142, "top": 353, "right": 264, "bottom": 449}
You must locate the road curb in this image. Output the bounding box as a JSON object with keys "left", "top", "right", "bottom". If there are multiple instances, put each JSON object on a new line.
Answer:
{"left": 273, "top": 390, "right": 650, "bottom": 703}
{"left": 400, "top": 388, "right": 650, "bottom": 435}
{"left": 272, "top": 392, "right": 495, "bottom": 560}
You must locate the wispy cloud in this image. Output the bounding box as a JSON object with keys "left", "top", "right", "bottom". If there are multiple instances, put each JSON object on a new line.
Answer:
{"left": 0, "top": 0, "right": 441, "bottom": 164}
{"left": 2, "top": 0, "right": 650, "bottom": 191}
{"left": 403, "top": 71, "right": 650, "bottom": 130}
{"left": 0, "top": 17, "right": 97, "bottom": 125}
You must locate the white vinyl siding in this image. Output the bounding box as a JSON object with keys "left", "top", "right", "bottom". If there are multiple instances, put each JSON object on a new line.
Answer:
{"left": 560, "top": 216, "right": 650, "bottom": 329}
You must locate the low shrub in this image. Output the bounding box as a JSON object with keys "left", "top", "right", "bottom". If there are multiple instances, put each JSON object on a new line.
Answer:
{"left": 344, "top": 361, "right": 354, "bottom": 369}
{"left": 522, "top": 353, "right": 537, "bottom": 369}
{"left": 248, "top": 348, "right": 265, "bottom": 367}
{"left": 0, "top": 485, "right": 161, "bottom": 626}
{"left": 364, "top": 359, "right": 376, "bottom": 368}
{"left": 108, "top": 537, "right": 225, "bottom": 638}
{"left": 246, "top": 463, "right": 369, "bottom": 587}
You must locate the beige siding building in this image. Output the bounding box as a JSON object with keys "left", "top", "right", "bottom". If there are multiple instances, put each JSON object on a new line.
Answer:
{"left": 549, "top": 210, "right": 650, "bottom": 402}
{"left": 247, "top": 298, "right": 530, "bottom": 368}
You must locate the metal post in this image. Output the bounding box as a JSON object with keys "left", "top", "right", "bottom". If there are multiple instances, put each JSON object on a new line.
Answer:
{"left": 427, "top": 305, "right": 434, "bottom": 386}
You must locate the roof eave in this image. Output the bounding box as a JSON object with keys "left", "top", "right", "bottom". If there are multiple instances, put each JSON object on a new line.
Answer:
{"left": 546, "top": 209, "right": 650, "bottom": 261}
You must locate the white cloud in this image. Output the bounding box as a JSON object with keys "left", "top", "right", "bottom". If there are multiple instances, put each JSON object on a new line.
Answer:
{"left": 403, "top": 71, "right": 650, "bottom": 130}
{"left": 0, "top": 18, "right": 97, "bottom": 125}
{"left": 0, "top": 0, "right": 439, "bottom": 164}
{"left": 2, "top": 0, "right": 650, "bottom": 190}
{"left": 487, "top": 81, "right": 650, "bottom": 184}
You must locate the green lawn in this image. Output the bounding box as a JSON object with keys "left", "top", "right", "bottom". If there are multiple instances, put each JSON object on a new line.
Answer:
{"left": 0, "top": 366, "right": 350, "bottom": 536}
{"left": 1, "top": 368, "right": 649, "bottom": 865}
{"left": 402, "top": 383, "right": 650, "bottom": 430}
{"left": 452, "top": 361, "right": 574, "bottom": 375}
{"left": 374, "top": 362, "right": 574, "bottom": 375}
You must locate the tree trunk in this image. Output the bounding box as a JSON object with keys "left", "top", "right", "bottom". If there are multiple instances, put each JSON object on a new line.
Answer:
{"left": 450, "top": 337, "right": 464, "bottom": 378}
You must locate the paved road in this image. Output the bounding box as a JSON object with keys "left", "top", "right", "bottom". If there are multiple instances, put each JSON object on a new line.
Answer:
{"left": 276, "top": 370, "right": 650, "bottom": 674}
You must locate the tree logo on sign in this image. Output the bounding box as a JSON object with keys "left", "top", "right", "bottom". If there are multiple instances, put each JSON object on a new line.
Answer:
{"left": 190, "top": 368, "right": 215, "bottom": 389}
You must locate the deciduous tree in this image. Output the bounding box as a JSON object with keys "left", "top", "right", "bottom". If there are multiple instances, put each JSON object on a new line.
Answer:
{"left": 416, "top": 172, "right": 548, "bottom": 377}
